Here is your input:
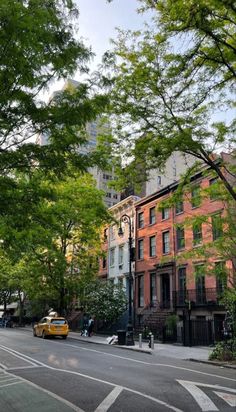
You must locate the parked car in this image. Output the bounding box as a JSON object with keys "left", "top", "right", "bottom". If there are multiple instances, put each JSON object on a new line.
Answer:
{"left": 0, "top": 318, "right": 6, "bottom": 328}
{"left": 33, "top": 315, "right": 69, "bottom": 339}
{"left": 0, "top": 317, "right": 12, "bottom": 328}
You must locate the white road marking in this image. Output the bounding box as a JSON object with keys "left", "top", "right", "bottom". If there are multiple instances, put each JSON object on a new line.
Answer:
{"left": 2, "top": 332, "right": 236, "bottom": 383}
{"left": 177, "top": 380, "right": 218, "bottom": 411}
{"left": 177, "top": 380, "right": 236, "bottom": 411}
{"left": 214, "top": 391, "right": 236, "bottom": 407}
{"left": 0, "top": 345, "right": 184, "bottom": 411}
{"left": 0, "top": 381, "right": 24, "bottom": 389}
{"left": 0, "top": 345, "right": 38, "bottom": 366}
{"left": 0, "top": 362, "right": 7, "bottom": 370}
{"left": 0, "top": 345, "right": 45, "bottom": 367}
{"left": 0, "top": 370, "right": 85, "bottom": 412}
{"left": 57, "top": 341, "right": 236, "bottom": 383}
{"left": 0, "top": 377, "right": 19, "bottom": 384}
{"left": 177, "top": 381, "right": 236, "bottom": 394}
{"left": 7, "top": 365, "right": 43, "bottom": 371}
{"left": 18, "top": 376, "right": 86, "bottom": 412}
{"left": 1, "top": 338, "right": 235, "bottom": 412}
{"left": 94, "top": 386, "right": 123, "bottom": 412}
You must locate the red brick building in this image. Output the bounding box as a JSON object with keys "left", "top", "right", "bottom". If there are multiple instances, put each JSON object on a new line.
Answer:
{"left": 134, "top": 171, "right": 233, "bottom": 344}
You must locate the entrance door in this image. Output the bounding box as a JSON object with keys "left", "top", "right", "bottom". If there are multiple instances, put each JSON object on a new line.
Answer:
{"left": 150, "top": 273, "right": 157, "bottom": 307}
{"left": 162, "top": 273, "right": 170, "bottom": 308}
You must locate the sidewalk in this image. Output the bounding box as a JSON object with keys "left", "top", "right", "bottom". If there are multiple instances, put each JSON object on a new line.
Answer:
{"left": 68, "top": 331, "right": 212, "bottom": 361}
{"left": 22, "top": 326, "right": 235, "bottom": 368}
{"left": 67, "top": 332, "right": 236, "bottom": 368}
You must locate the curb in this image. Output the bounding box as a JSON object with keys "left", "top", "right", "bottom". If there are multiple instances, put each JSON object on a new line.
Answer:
{"left": 188, "top": 358, "right": 236, "bottom": 369}
{"left": 69, "top": 335, "right": 152, "bottom": 354}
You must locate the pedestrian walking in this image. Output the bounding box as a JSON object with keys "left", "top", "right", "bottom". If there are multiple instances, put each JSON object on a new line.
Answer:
{"left": 88, "top": 316, "right": 94, "bottom": 337}
{"left": 81, "top": 314, "right": 88, "bottom": 336}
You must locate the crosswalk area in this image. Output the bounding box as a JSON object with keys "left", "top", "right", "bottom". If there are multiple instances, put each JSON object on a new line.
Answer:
{"left": 178, "top": 380, "right": 236, "bottom": 411}
{"left": 0, "top": 370, "right": 23, "bottom": 389}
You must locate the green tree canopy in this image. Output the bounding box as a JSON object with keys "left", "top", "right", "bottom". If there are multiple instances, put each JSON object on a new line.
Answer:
{"left": 103, "top": 0, "right": 236, "bottom": 200}
{"left": 0, "top": 170, "right": 112, "bottom": 315}
{"left": 0, "top": 0, "right": 108, "bottom": 175}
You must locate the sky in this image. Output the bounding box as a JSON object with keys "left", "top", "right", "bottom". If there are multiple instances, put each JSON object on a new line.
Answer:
{"left": 76, "top": 0, "right": 147, "bottom": 70}
{"left": 49, "top": 0, "right": 149, "bottom": 95}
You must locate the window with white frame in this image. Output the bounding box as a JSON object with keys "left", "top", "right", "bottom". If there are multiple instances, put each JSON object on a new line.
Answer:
{"left": 162, "top": 231, "right": 170, "bottom": 254}
{"left": 176, "top": 226, "right": 185, "bottom": 250}
{"left": 110, "top": 225, "right": 115, "bottom": 240}
{"left": 193, "top": 223, "right": 202, "bottom": 245}
{"left": 138, "top": 275, "right": 144, "bottom": 307}
{"left": 138, "top": 212, "right": 144, "bottom": 228}
{"left": 138, "top": 239, "right": 144, "bottom": 259}
{"left": 109, "top": 248, "right": 115, "bottom": 267}
{"left": 118, "top": 245, "right": 124, "bottom": 266}
{"left": 149, "top": 207, "right": 156, "bottom": 224}
{"left": 162, "top": 207, "right": 169, "bottom": 220}
{"left": 149, "top": 235, "right": 156, "bottom": 257}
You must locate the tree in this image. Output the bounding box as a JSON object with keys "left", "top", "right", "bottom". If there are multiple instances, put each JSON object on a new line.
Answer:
{"left": 0, "top": 170, "right": 112, "bottom": 316}
{"left": 83, "top": 280, "right": 127, "bottom": 324}
{"left": 0, "top": 0, "right": 109, "bottom": 176}
{"left": 0, "top": 252, "right": 15, "bottom": 315}
{"left": 103, "top": 0, "right": 236, "bottom": 200}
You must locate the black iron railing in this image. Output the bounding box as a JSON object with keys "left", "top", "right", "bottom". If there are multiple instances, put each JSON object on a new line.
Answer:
{"left": 173, "top": 288, "right": 225, "bottom": 307}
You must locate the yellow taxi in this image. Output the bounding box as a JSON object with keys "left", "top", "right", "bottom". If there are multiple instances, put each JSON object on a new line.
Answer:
{"left": 33, "top": 314, "right": 69, "bottom": 339}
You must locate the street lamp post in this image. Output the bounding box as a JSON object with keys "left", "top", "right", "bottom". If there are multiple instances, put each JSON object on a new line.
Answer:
{"left": 118, "top": 214, "right": 135, "bottom": 346}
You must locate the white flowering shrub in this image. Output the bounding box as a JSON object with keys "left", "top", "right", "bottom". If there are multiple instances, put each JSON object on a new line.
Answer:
{"left": 84, "top": 280, "right": 127, "bottom": 323}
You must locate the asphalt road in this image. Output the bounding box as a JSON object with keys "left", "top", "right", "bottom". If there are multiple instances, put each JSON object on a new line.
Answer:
{"left": 0, "top": 328, "right": 235, "bottom": 412}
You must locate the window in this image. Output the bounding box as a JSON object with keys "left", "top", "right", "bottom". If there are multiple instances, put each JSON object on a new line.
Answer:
{"left": 102, "top": 256, "right": 107, "bottom": 269}
{"left": 118, "top": 277, "right": 124, "bottom": 288}
{"left": 113, "top": 194, "right": 118, "bottom": 199}
{"left": 103, "top": 173, "right": 112, "bottom": 180}
{"left": 178, "top": 267, "right": 186, "bottom": 304}
{"left": 150, "top": 273, "right": 157, "bottom": 306}
{"left": 138, "top": 239, "right": 144, "bottom": 259}
{"left": 191, "top": 185, "right": 201, "bottom": 208}
{"left": 149, "top": 236, "right": 156, "bottom": 257}
{"left": 209, "top": 177, "right": 218, "bottom": 200}
{"left": 193, "top": 223, "right": 202, "bottom": 245}
{"left": 212, "top": 214, "right": 223, "bottom": 240}
{"left": 138, "top": 275, "right": 144, "bottom": 307}
{"left": 103, "top": 229, "right": 108, "bottom": 241}
{"left": 162, "top": 207, "right": 169, "bottom": 220}
{"left": 149, "top": 207, "right": 156, "bottom": 224}
{"left": 118, "top": 245, "right": 124, "bottom": 266}
{"left": 109, "top": 248, "right": 115, "bottom": 267}
{"left": 110, "top": 225, "right": 115, "bottom": 240}
{"left": 215, "top": 261, "right": 227, "bottom": 295}
{"left": 195, "top": 265, "right": 206, "bottom": 304}
{"left": 157, "top": 176, "right": 162, "bottom": 185}
{"left": 106, "top": 192, "right": 112, "bottom": 198}
{"left": 162, "top": 231, "right": 170, "bottom": 254}
{"left": 175, "top": 200, "right": 184, "bottom": 215}
{"left": 138, "top": 212, "right": 144, "bottom": 228}
{"left": 176, "top": 226, "right": 185, "bottom": 250}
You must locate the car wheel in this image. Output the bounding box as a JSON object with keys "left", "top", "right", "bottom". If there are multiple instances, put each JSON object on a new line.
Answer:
{"left": 42, "top": 330, "right": 46, "bottom": 339}
{"left": 62, "top": 335, "right": 67, "bottom": 340}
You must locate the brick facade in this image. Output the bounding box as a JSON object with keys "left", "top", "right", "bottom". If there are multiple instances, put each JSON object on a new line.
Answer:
{"left": 134, "top": 173, "right": 231, "bottom": 325}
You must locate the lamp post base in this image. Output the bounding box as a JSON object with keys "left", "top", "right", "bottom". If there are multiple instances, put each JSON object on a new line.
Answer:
{"left": 126, "top": 322, "right": 135, "bottom": 346}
